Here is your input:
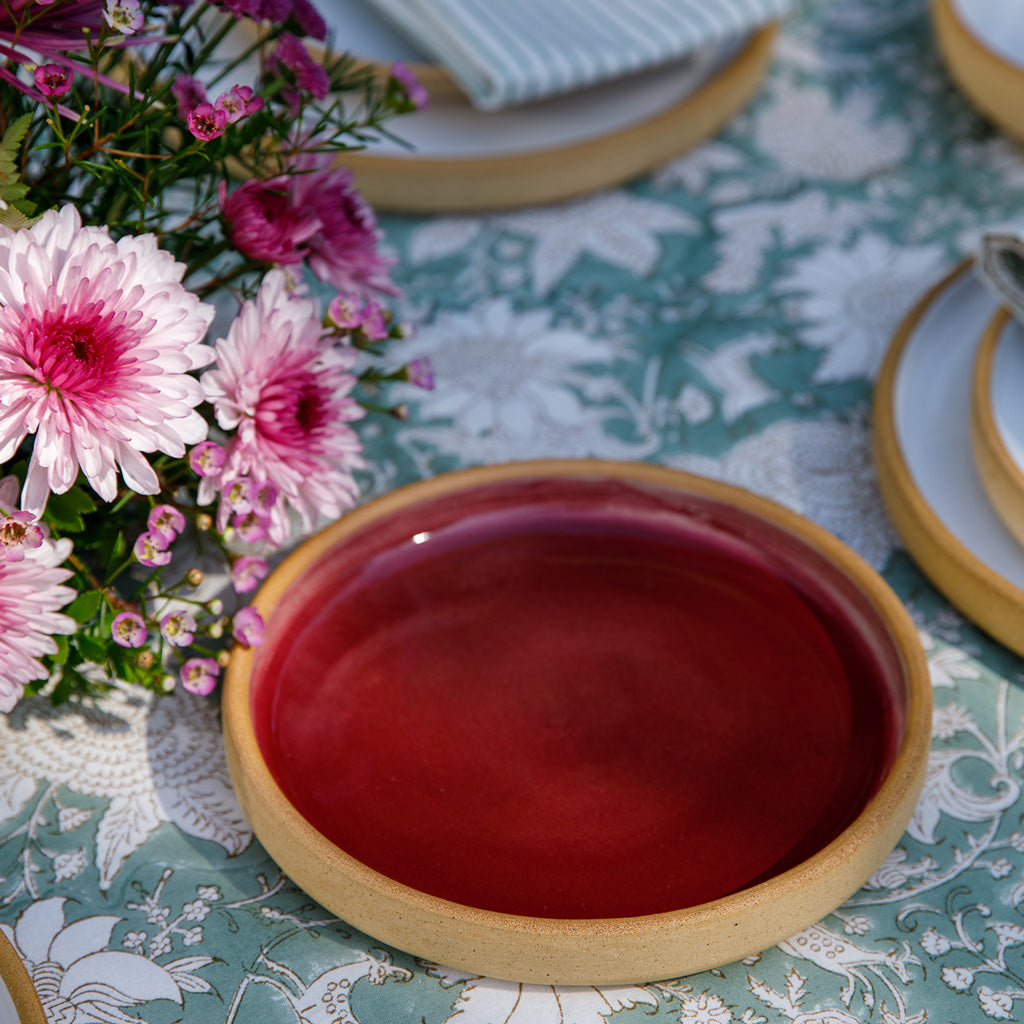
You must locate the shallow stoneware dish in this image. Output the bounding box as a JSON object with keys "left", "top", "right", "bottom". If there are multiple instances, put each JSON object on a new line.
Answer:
{"left": 873, "top": 263, "right": 1024, "bottom": 657}
{"left": 932, "top": 0, "right": 1024, "bottom": 141}
{"left": 971, "top": 306, "right": 1024, "bottom": 551}
{"left": 223, "top": 459, "right": 930, "bottom": 985}
{"left": 0, "top": 931, "right": 45, "bottom": 1024}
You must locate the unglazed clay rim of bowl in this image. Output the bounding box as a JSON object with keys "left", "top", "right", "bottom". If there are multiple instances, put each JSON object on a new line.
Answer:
{"left": 970, "top": 307, "right": 1024, "bottom": 551}
{"left": 932, "top": 0, "right": 1024, "bottom": 141}
{"left": 0, "top": 931, "right": 46, "bottom": 1024}
{"left": 222, "top": 459, "right": 931, "bottom": 986}
{"left": 339, "top": 26, "right": 777, "bottom": 213}
{"left": 873, "top": 262, "right": 1024, "bottom": 657}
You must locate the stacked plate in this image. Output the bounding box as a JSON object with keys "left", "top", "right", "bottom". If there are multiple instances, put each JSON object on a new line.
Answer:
{"left": 933, "top": 0, "right": 1024, "bottom": 140}
{"left": 873, "top": 262, "right": 1024, "bottom": 656}
{"left": 323, "top": 0, "right": 780, "bottom": 212}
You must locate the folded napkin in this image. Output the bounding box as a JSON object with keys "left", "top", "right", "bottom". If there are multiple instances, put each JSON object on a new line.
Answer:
{"left": 361, "top": 0, "right": 793, "bottom": 109}
{"left": 978, "top": 226, "right": 1024, "bottom": 323}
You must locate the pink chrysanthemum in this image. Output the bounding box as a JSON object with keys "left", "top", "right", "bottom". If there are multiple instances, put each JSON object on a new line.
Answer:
{"left": 219, "top": 177, "right": 320, "bottom": 266}
{"left": 0, "top": 500, "right": 75, "bottom": 710}
{"left": 199, "top": 270, "right": 365, "bottom": 545}
{"left": 0, "top": 207, "right": 216, "bottom": 514}
{"left": 287, "top": 156, "right": 398, "bottom": 297}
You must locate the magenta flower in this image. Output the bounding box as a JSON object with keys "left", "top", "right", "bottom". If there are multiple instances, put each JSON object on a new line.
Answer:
{"left": 133, "top": 531, "right": 172, "bottom": 568}
{"left": 34, "top": 63, "right": 73, "bottom": 97}
{"left": 219, "top": 176, "right": 320, "bottom": 266}
{"left": 405, "top": 356, "right": 435, "bottom": 390}
{"left": 200, "top": 270, "right": 365, "bottom": 545}
{"left": 189, "top": 441, "right": 226, "bottom": 477}
{"left": 172, "top": 75, "right": 207, "bottom": 120}
{"left": 160, "top": 610, "right": 196, "bottom": 647}
{"left": 231, "top": 555, "right": 268, "bottom": 593}
{"left": 104, "top": 0, "right": 142, "bottom": 33}
{"left": 181, "top": 657, "right": 219, "bottom": 695}
{"left": 232, "top": 606, "right": 264, "bottom": 647}
{"left": 0, "top": 0, "right": 103, "bottom": 102}
{"left": 0, "top": 477, "right": 46, "bottom": 564}
{"left": 0, "top": 527, "right": 75, "bottom": 711}
{"left": 231, "top": 510, "right": 271, "bottom": 544}
{"left": 147, "top": 504, "right": 185, "bottom": 540}
{"left": 287, "top": 156, "right": 398, "bottom": 297}
{"left": 214, "top": 85, "right": 263, "bottom": 123}
{"left": 0, "top": 207, "right": 215, "bottom": 514}
{"left": 187, "top": 102, "right": 228, "bottom": 141}
{"left": 391, "top": 61, "right": 429, "bottom": 109}
{"left": 111, "top": 611, "right": 147, "bottom": 648}
{"left": 271, "top": 33, "right": 329, "bottom": 101}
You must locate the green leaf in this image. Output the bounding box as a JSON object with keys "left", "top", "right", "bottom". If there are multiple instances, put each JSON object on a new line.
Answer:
{"left": 65, "top": 591, "right": 103, "bottom": 623}
{"left": 0, "top": 113, "right": 32, "bottom": 186}
{"left": 52, "top": 633, "right": 70, "bottom": 666}
{"left": 45, "top": 486, "right": 98, "bottom": 532}
{"left": 105, "top": 531, "right": 127, "bottom": 579}
{"left": 75, "top": 635, "right": 107, "bottom": 663}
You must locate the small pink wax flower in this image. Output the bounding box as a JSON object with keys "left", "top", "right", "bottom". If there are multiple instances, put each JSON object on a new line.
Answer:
{"left": 215, "top": 85, "right": 263, "bottom": 123}
{"left": 272, "top": 33, "right": 329, "bottom": 100}
{"left": 189, "top": 441, "right": 226, "bottom": 477}
{"left": 104, "top": 0, "right": 143, "bottom": 33}
{"left": 223, "top": 477, "right": 256, "bottom": 515}
{"left": 181, "top": 657, "right": 220, "bottom": 695}
{"left": 231, "top": 510, "right": 270, "bottom": 544}
{"left": 34, "top": 63, "right": 73, "bottom": 97}
{"left": 232, "top": 606, "right": 264, "bottom": 647}
{"left": 111, "top": 611, "right": 147, "bottom": 648}
{"left": 160, "top": 610, "right": 196, "bottom": 647}
{"left": 231, "top": 555, "right": 268, "bottom": 593}
{"left": 405, "top": 356, "right": 435, "bottom": 391}
{"left": 133, "top": 531, "right": 173, "bottom": 568}
{"left": 391, "top": 61, "right": 428, "bottom": 109}
{"left": 188, "top": 102, "right": 228, "bottom": 141}
{"left": 148, "top": 504, "right": 186, "bottom": 541}
{"left": 172, "top": 75, "right": 207, "bottom": 120}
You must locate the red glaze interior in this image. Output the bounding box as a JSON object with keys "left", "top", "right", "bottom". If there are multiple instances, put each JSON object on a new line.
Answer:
{"left": 251, "top": 476, "right": 905, "bottom": 919}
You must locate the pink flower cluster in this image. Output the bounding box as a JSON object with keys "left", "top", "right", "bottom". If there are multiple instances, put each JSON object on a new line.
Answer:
{"left": 194, "top": 269, "right": 365, "bottom": 546}
{"left": 133, "top": 504, "right": 187, "bottom": 568}
{"left": 221, "top": 155, "right": 397, "bottom": 297}
{"left": 174, "top": 78, "right": 265, "bottom": 141}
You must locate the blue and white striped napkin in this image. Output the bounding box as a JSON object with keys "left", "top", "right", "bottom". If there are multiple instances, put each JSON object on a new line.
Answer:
{"left": 360, "top": 0, "right": 793, "bottom": 109}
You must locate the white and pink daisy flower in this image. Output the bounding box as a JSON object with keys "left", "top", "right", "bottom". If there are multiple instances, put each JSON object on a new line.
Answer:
{"left": 0, "top": 479, "right": 76, "bottom": 711}
{"left": 200, "top": 269, "right": 365, "bottom": 545}
{"left": 0, "top": 206, "right": 216, "bottom": 514}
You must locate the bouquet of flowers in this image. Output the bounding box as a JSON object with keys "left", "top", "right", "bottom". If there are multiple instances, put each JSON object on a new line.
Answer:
{"left": 0, "top": 0, "right": 431, "bottom": 709}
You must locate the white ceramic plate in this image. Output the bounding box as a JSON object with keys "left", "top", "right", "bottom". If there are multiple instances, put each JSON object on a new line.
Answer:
{"left": 988, "top": 314, "right": 1024, "bottom": 468}
{"left": 951, "top": 0, "right": 1024, "bottom": 71}
{"left": 873, "top": 264, "right": 1024, "bottom": 655}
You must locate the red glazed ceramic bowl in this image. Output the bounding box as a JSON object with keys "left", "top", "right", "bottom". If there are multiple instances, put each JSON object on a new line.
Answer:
{"left": 222, "top": 459, "right": 930, "bottom": 985}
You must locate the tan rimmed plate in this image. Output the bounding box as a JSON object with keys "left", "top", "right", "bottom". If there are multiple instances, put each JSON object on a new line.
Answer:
{"left": 932, "top": 0, "right": 1024, "bottom": 140}
{"left": 0, "top": 932, "right": 45, "bottom": 1024}
{"left": 339, "top": 27, "right": 778, "bottom": 213}
{"left": 224, "top": 459, "right": 929, "bottom": 985}
{"left": 874, "top": 262, "right": 1024, "bottom": 656}
{"left": 970, "top": 306, "right": 1024, "bottom": 549}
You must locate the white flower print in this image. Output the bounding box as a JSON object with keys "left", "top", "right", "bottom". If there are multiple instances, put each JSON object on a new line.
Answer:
{"left": 920, "top": 928, "right": 952, "bottom": 957}
{"left": 942, "top": 965, "right": 974, "bottom": 991}
{"left": 774, "top": 234, "right": 946, "bottom": 382}
{"left": 1, "top": 897, "right": 211, "bottom": 1022}
{"left": 979, "top": 986, "right": 1018, "bottom": 1020}
{"left": 395, "top": 298, "right": 647, "bottom": 463}
{"left": 497, "top": 191, "right": 699, "bottom": 294}
{"left": 679, "top": 990, "right": 732, "bottom": 1023}
{"left": 754, "top": 79, "right": 910, "bottom": 182}
{"left": 426, "top": 964, "right": 658, "bottom": 1024}
{"left": 684, "top": 332, "right": 779, "bottom": 422}
{"left": 671, "top": 416, "right": 898, "bottom": 569}
{"left": 0, "top": 685, "right": 251, "bottom": 890}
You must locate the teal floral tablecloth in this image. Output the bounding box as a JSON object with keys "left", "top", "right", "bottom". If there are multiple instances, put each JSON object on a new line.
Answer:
{"left": 5, "top": 0, "right": 1024, "bottom": 1020}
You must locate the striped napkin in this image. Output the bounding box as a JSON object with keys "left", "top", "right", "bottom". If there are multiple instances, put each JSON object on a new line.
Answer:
{"left": 978, "top": 226, "right": 1024, "bottom": 323}
{"left": 360, "top": 0, "right": 794, "bottom": 109}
